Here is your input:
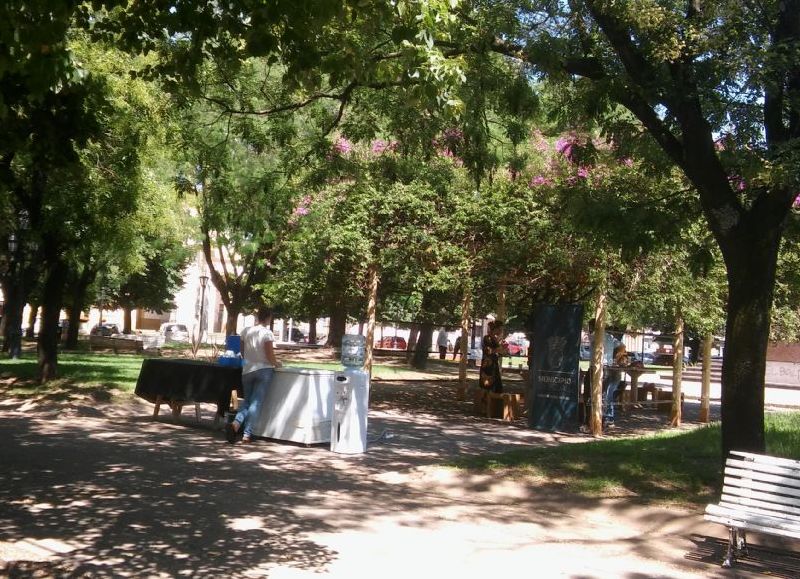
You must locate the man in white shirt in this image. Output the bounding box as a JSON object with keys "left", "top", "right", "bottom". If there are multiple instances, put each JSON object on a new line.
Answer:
{"left": 227, "top": 307, "right": 282, "bottom": 444}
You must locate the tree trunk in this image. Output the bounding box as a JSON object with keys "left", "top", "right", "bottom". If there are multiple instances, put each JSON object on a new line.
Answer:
{"left": 497, "top": 278, "right": 507, "bottom": 322}
{"left": 406, "top": 324, "right": 419, "bottom": 361}
{"left": 25, "top": 304, "right": 38, "bottom": 339}
{"left": 225, "top": 304, "right": 242, "bottom": 336}
{"left": 327, "top": 306, "right": 347, "bottom": 348}
{"left": 66, "top": 306, "right": 82, "bottom": 349}
{"left": 590, "top": 285, "right": 607, "bottom": 436}
{"left": 457, "top": 288, "right": 472, "bottom": 400}
{"left": 38, "top": 259, "right": 67, "bottom": 382}
{"left": 412, "top": 323, "right": 434, "bottom": 370}
{"left": 364, "top": 263, "right": 379, "bottom": 378}
{"left": 123, "top": 307, "right": 133, "bottom": 334}
{"left": 670, "top": 313, "right": 684, "bottom": 427}
{"left": 719, "top": 231, "right": 779, "bottom": 456}
{"left": 699, "top": 333, "right": 713, "bottom": 423}
{"left": 308, "top": 315, "right": 317, "bottom": 344}
{"left": 65, "top": 267, "right": 94, "bottom": 348}
{"left": 1, "top": 281, "right": 25, "bottom": 358}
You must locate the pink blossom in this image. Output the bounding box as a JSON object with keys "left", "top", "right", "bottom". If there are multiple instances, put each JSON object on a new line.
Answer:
{"left": 291, "top": 194, "right": 312, "bottom": 219}
{"left": 555, "top": 137, "right": 572, "bottom": 157}
{"left": 529, "top": 175, "right": 551, "bottom": 187}
{"left": 621, "top": 157, "right": 633, "bottom": 167}
{"left": 333, "top": 137, "right": 353, "bottom": 156}
{"left": 728, "top": 175, "right": 746, "bottom": 191}
{"left": 442, "top": 127, "right": 463, "bottom": 141}
{"left": 576, "top": 166, "right": 590, "bottom": 178}
{"left": 370, "top": 139, "right": 397, "bottom": 155}
{"left": 793, "top": 193, "right": 800, "bottom": 208}
{"left": 371, "top": 140, "right": 389, "bottom": 154}
{"left": 715, "top": 134, "right": 734, "bottom": 151}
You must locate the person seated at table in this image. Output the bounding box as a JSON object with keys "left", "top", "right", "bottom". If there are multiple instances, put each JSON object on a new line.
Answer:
{"left": 227, "top": 306, "right": 282, "bottom": 444}
{"left": 603, "top": 343, "right": 630, "bottom": 427}
{"left": 478, "top": 320, "right": 507, "bottom": 394}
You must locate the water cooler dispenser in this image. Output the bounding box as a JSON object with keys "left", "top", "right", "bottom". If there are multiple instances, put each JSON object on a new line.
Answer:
{"left": 331, "top": 334, "right": 370, "bottom": 454}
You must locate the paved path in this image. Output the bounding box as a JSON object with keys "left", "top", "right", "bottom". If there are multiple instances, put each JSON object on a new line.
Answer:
{"left": 1, "top": 382, "right": 798, "bottom": 578}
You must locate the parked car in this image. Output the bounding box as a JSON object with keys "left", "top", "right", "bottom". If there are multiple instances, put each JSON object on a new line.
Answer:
{"left": 504, "top": 339, "right": 527, "bottom": 356}
{"left": 375, "top": 336, "right": 407, "bottom": 350}
{"left": 159, "top": 323, "right": 189, "bottom": 342}
{"left": 90, "top": 323, "right": 120, "bottom": 337}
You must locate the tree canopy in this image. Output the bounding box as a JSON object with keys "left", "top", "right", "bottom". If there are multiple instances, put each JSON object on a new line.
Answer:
{"left": 3, "top": 1, "right": 800, "bottom": 458}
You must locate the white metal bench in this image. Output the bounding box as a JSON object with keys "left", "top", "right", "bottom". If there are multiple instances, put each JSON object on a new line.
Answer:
{"left": 704, "top": 450, "right": 800, "bottom": 567}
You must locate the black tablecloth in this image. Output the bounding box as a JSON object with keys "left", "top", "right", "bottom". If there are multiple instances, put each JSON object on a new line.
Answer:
{"left": 135, "top": 358, "right": 242, "bottom": 416}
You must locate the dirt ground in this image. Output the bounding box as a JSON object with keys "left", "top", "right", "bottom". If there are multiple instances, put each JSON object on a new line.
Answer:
{"left": 1, "top": 351, "right": 799, "bottom": 578}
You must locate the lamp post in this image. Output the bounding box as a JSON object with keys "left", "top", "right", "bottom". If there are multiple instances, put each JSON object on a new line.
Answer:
{"left": 198, "top": 274, "right": 209, "bottom": 346}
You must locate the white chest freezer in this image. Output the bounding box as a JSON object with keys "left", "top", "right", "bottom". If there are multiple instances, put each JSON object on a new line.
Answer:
{"left": 249, "top": 367, "right": 335, "bottom": 445}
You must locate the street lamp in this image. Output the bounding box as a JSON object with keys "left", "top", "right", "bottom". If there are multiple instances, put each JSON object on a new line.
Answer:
{"left": 198, "top": 275, "right": 209, "bottom": 345}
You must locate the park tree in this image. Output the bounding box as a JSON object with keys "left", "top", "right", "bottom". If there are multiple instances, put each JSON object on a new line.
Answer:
{"left": 173, "top": 63, "right": 306, "bottom": 335}
{"left": 1, "top": 19, "right": 175, "bottom": 378}
{"left": 275, "top": 137, "right": 463, "bottom": 367}
{"left": 490, "top": 112, "right": 731, "bottom": 432}
{"left": 448, "top": 0, "right": 800, "bottom": 456}
{"left": 112, "top": 234, "right": 193, "bottom": 335}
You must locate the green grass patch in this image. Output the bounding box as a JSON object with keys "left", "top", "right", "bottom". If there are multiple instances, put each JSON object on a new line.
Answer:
{"left": 0, "top": 352, "right": 144, "bottom": 403}
{"left": 451, "top": 413, "right": 800, "bottom": 505}
{"left": 765, "top": 410, "right": 800, "bottom": 457}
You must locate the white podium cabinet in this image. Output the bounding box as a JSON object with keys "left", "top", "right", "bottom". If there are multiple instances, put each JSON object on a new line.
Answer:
{"left": 331, "top": 369, "right": 370, "bottom": 454}
{"left": 249, "top": 367, "right": 335, "bottom": 445}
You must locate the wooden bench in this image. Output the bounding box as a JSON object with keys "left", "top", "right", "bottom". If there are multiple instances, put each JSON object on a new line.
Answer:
{"left": 89, "top": 335, "right": 161, "bottom": 354}
{"left": 654, "top": 388, "right": 684, "bottom": 414}
{"left": 704, "top": 451, "right": 800, "bottom": 567}
{"left": 473, "top": 390, "right": 524, "bottom": 421}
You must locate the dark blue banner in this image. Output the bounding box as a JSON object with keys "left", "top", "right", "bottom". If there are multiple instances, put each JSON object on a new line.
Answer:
{"left": 528, "top": 304, "right": 583, "bottom": 431}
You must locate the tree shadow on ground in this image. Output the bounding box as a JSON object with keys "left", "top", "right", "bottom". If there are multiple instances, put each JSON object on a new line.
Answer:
{"left": 0, "top": 379, "right": 751, "bottom": 578}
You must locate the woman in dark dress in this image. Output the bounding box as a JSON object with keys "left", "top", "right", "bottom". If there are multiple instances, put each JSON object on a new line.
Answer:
{"left": 479, "top": 320, "right": 507, "bottom": 393}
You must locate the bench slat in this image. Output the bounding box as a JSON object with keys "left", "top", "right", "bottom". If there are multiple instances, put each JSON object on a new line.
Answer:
{"left": 725, "top": 458, "right": 800, "bottom": 486}
{"left": 722, "top": 482, "right": 800, "bottom": 507}
{"left": 723, "top": 475, "right": 800, "bottom": 502}
{"left": 716, "top": 500, "right": 800, "bottom": 524}
{"left": 730, "top": 451, "right": 800, "bottom": 469}
{"left": 705, "top": 513, "right": 800, "bottom": 540}
{"left": 723, "top": 469, "right": 800, "bottom": 503}
{"left": 722, "top": 481, "right": 800, "bottom": 507}
{"left": 720, "top": 492, "right": 800, "bottom": 518}
{"left": 705, "top": 505, "right": 800, "bottom": 539}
